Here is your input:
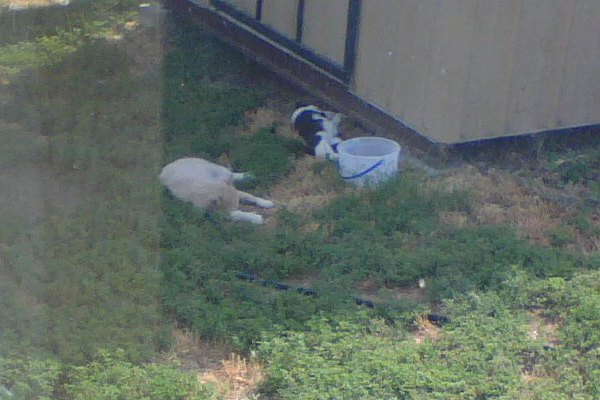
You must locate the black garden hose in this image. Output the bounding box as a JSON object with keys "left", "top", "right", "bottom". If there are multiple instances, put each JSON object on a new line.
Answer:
{"left": 235, "top": 271, "right": 451, "bottom": 326}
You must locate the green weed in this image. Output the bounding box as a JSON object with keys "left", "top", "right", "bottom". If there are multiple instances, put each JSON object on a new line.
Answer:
{"left": 0, "top": 349, "right": 218, "bottom": 400}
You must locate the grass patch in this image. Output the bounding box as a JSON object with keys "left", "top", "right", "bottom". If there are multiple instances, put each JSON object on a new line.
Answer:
{"left": 0, "top": 1, "right": 140, "bottom": 78}
{"left": 230, "top": 127, "right": 305, "bottom": 189}
{"left": 162, "top": 14, "right": 269, "bottom": 162}
{"left": 0, "top": 4, "right": 169, "bottom": 365}
{"left": 160, "top": 163, "right": 597, "bottom": 349}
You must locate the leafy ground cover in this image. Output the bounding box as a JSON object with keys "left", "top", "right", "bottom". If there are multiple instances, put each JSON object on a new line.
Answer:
{"left": 259, "top": 270, "right": 600, "bottom": 399}
{"left": 0, "top": 3, "right": 598, "bottom": 399}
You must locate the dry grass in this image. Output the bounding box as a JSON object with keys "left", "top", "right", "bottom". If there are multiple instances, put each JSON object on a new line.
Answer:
{"left": 267, "top": 157, "right": 355, "bottom": 218}
{"left": 243, "top": 106, "right": 292, "bottom": 138}
{"left": 432, "top": 165, "right": 595, "bottom": 249}
{"left": 237, "top": 101, "right": 376, "bottom": 224}
{"left": 242, "top": 102, "right": 593, "bottom": 254}
{"left": 248, "top": 108, "right": 600, "bottom": 250}
{"left": 158, "top": 329, "right": 264, "bottom": 400}
{"left": 159, "top": 328, "right": 233, "bottom": 372}
{"left": 199, "top": 354, "right": 264, "bottom": 400}
{"left": 235, "top": 104, "right": 359, "bottom": 225}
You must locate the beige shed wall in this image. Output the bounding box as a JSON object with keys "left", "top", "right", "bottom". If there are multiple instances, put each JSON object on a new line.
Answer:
{"left": 505, "top": 0, "right": 575, "bottom": 135}
{"left": 354, "top": 0, "right": 600, "bottom": 143}
{"left": 301, "top": 0, "right": 349, "bottom": 65}
{"left": 261, "top": 0, "right": 298, "bottom": 39}
{"left": 556, "top": 0, "right": 600, "bottom": 125}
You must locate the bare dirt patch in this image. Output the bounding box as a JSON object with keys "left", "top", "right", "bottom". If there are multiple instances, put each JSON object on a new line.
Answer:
{"left": 527, "top": 310, "right": 562, "bottom": 348}
{"left": 413, "top": 315, "right": 442, "bottom": 344}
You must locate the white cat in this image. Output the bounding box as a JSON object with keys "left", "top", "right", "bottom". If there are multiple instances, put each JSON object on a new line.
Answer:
{"left": 159, "top": 158, "right": 274, "bottom": 224}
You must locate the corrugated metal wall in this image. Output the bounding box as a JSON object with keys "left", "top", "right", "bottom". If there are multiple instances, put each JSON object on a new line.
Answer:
{"left": 209, "top": 0, "right": 600, "bottom": 143}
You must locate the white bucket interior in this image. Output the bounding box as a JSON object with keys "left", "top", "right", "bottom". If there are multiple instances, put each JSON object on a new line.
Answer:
{"left": 337, "top": 137, "right": 401, "bottom": 186}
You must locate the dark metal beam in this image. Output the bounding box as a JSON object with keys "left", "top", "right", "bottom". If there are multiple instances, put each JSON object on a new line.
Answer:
{"left": 344, "top": 0, "right": 361, "bottom": 76}
{"left": 255, "top": 0, "right": 263, "bottom": 21}
{"left": 295, "top": 0, "right": 305, "bottom": 43}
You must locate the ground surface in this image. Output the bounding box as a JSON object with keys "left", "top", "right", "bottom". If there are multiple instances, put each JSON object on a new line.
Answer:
{"left": 1, "top": 4, "right": 598, "bottom": 399}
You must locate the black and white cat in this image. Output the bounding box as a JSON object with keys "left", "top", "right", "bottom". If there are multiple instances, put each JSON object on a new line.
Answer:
{"left": 291, "top": 104, "right": 343, "bottom": 160}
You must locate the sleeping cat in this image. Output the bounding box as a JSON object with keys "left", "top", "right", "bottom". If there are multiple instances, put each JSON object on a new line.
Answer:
{"left": 291, "top": 104, "right": 343, "bottom": 160}
{"left": 159, "top": 157, "right": 274, "bottom": 224}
